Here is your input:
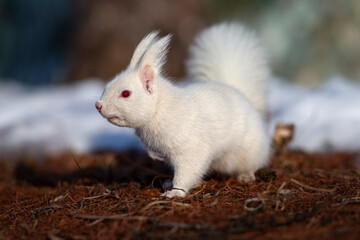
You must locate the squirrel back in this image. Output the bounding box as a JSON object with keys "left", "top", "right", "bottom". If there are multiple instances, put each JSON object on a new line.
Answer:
{"left": 186, "top": 23, "right": 269, "bottom": 114}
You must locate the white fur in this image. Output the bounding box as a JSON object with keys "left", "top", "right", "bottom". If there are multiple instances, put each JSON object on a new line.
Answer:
{"left": 96, "top": 22, "right": 270, "bottom": 198}
{"left": 187, "top": 23, "right": 269, "bottom": 113}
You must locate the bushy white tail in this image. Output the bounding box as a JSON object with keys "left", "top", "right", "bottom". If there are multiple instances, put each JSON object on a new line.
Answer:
{"left": 186, "top": 23, "right": 269, "bottom": 113}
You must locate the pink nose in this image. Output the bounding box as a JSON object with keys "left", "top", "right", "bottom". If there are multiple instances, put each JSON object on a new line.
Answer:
{"left": 95, "top": 101, "right": 102, "bottom": 112}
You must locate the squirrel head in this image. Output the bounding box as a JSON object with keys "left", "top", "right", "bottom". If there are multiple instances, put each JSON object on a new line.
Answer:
{"left": 96, "top": 32, "right": 171, "bottom": 128}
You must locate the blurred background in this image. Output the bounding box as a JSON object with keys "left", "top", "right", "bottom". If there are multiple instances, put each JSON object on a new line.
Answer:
{"left": 0, "top": 0, "right": 359, "bottom": 156}
{"left": 1, "top": 0, "right": 360, "bottom": 85}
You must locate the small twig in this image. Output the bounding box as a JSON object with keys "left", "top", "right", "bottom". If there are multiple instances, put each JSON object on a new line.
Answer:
{"left": 83, "top": 192, "right": 110, "bottom": 200}
{"left": 74, "top": 213, "right": 155, "bottom": 221}
{"left": 156, "top": 221, "right": 212, "bottom": 230}
{"left": 79, "top": 189, "right": 120, "bottom": 209}
{"left": 80, "top": 199, "right": 86, "bottom": 209}
{"left": 208, "top": 198, "right": 219, "bottom": 207}
{"left": 140, "top": 201, "right": 192, "bottom": 212}
{"left": 151, "top": 176, "right": 161, "bottom": 189}
{"left": 214, "top": 189, "right": 222, "bottom": 196}
{"left": 290, "top": 178, "right": 335, "bottom": 192}
{"left": 190, "top": 184, "right": 206, "bottom": 197}
{"left": 332, "top": 196, "right": 360, "bottom": 207}
{"left": 31, "top": 204, "right": 63, "bottom": 216}
{"left": 275, "top": 182, "right": 287, "bottom": 211}
{"left": 87, "top": 218, "right": 106, "bottom": 227}
{"left": 244, "top": 197, "right": 266, "bottom": 211}
{"left": 50, "top": 193, "right": 67, "bottom": 203}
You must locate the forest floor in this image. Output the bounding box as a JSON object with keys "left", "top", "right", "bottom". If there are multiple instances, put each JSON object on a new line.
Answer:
{"left": 1, "top": 149, "right": 360, "bottom": 240}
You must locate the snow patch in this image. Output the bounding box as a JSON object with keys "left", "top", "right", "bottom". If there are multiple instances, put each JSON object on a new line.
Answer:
{"left": 0, "top": 80, "right": 143, "bottom": 156}
{"left": 269, "top": 76, "right": 360, "bottom": 152}
{"left": 0, "top": 76, "right": 359, "bottom": 157}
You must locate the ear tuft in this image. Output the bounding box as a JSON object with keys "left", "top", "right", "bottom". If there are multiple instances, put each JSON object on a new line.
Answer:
{"left": 148, "top": 34, "right": 172, "bottom": 72}
{"left": 130, "top": 32, "right": 172, "bottom": 94}
{"left": 138, "top": 34, "right": 172, "bottom": 74}
{"left": 129, "top": 31, "right": 160, "bottom": 68}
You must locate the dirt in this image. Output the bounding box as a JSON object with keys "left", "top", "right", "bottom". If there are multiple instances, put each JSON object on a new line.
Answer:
{"left": 1, "top": 150, "right": 359, "bottom": 240}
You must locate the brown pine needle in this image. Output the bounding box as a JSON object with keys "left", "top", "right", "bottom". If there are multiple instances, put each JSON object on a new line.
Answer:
{"left": 74, "top": 213, "right": 153, "bottom": 221}
{"left": 290, "top": 178, "right": 335, "bottom": 192}
{"left": 140, "top": 201, "right": 192, "bottom": 212}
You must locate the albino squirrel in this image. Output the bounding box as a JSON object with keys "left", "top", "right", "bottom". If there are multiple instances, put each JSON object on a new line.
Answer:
{"left": 96, "top": 23, "right": 270, "bottom": 198}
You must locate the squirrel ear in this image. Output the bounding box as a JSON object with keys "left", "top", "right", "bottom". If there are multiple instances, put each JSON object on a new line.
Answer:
{"left": 132, "top": 33, "right": 171, "bottom": 94}
{"left": 140, "top": 64, "right": 155, "bottom": 94}
{"left": 129, "top": 31, "right": 159, "bottom": 68}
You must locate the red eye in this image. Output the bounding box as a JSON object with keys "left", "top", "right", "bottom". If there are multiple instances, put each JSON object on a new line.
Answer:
{"left": 121, "top": 90, "right": 131, "bottom": 98}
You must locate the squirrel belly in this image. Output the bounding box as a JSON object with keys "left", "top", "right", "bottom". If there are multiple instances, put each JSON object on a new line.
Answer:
{"left": 96, "top": 22, "right": 270, "bottom": 198}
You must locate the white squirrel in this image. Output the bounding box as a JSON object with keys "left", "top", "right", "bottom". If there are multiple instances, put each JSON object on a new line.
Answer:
{"left": 96, "top": 22, "right": 270, "bottom": 198}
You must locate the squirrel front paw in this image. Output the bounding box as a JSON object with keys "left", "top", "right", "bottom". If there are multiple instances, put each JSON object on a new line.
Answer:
{"left": 237, "top": 172, "right": 255, "bottom": 183}
{"left": 160, "top": 189, "right": 186, "bottom": 198}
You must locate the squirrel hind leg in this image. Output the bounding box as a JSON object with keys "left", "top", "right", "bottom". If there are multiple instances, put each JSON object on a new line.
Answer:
{"left": 237, "top": 172, "right": 255, "bottom": 183}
